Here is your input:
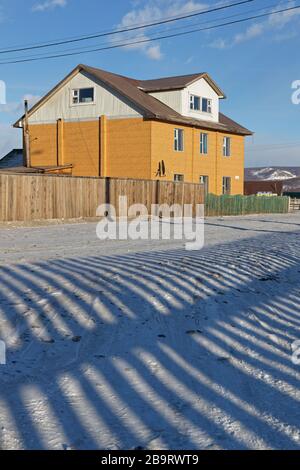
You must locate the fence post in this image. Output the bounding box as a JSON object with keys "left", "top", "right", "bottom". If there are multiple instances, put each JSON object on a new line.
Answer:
{"left": 154, "top": 179, "right": 160, "bottom": 217}
{"left": 105, "top": 177, "right": 110, "bottom": 207}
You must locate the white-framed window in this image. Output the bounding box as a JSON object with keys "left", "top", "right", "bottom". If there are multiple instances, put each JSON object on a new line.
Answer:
{"left": 223, "top": 136, "right": 231, "bottom": 157}
{"left": 200, "top": 133, "right": 208, "bottom": 154}
{"left": 174, "top": 128, "right": 184, "bottom": 152}
{"left": 174, "top": 174, "right": 184, "bottom": 182}
{"left": 190, "top": 95, "right": 201, "bottom": 111}
{"left": 222, "top": 177, "right": 231, "bottom": 195}
{"left": 202, "top": 97, "right": 212, "bottom": 113}
{"left": 72, "top": 87, "right": 95, "bottom": 105}
{"left": 200, "top": 175, "right": 209, "bottom": 194}
{"left": 190, "top": 95, "right": 212, "bottom": 113}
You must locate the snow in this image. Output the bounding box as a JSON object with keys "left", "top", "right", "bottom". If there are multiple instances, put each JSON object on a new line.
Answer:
{"left": 252, "top": 168, "right": 275, "bottom": 176}
{"left": 0, "top": 213, "right": 299, "bottom": 450}
{"left": 264, "top": 170, "right": 297, "bottom": 181}
{"left": 245, "top": 166, "right": 300, "bottom": 183}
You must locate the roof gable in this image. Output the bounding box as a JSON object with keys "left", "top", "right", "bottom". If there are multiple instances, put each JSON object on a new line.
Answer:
{"left": 13, "top": 64, "right": 251, "bottom": 135}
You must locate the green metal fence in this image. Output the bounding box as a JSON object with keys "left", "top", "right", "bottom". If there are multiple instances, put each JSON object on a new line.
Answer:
{"left": 205, "top": 194, "right": 290, "bottom": 217}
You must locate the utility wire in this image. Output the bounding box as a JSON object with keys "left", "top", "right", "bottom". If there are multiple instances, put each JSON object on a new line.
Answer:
{"left": 1, "top": 3, "right": 299, "bottom": 65}
{"left": 0, "top": 0, "right": 255, "bottom": 54}
{"left": 3, "top": 1, "right": 282, "bottom": 60}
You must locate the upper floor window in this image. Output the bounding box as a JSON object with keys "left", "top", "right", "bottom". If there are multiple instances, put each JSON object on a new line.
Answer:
{"left": 223, "top": 136, "right": 231, "bottom": 157}
{"left": 200, "top": 133, "right": 208, "bottom": 154}
{"left": 72, "top": 88, "right": 95, "bottom": 105}
{"left": 174, "top": 128, "right": 184, "bottom": 152}
{"left": 190, "top": 95, "right": 212, "bottom": 113}
{"left": 190, "top": 95, "right": 201, "bottom": 111}
{"left": 202, "top": 98, "right": 212, "bottom": 113}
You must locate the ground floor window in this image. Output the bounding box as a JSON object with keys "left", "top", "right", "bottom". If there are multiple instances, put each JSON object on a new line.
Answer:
{"left": 222, "top": 176, "right": 231, "bottom": 195}
{"left": 199, "top": 175, "right": 209, "bottom": 194}
{"left": 174, "top": 174, "right": 184, "bottom": 182}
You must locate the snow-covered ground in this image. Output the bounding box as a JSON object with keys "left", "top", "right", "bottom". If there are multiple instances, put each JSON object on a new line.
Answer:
{"left": 0, "top": 213, "right": 299, "bottom": 450}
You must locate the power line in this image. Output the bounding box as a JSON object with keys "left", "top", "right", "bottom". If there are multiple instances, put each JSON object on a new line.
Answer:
{"left": 1, "top": 3, "right": 299, "bottom": 65}
{"left": 0, "top": 0, "right": 255, "bottom": 55}
{"left": 3, "top": 1, "right": 282, "bottom": 61}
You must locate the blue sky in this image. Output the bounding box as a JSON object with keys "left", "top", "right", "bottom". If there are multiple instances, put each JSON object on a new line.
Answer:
{"left": 0, "top": 0, "right": 299, "bottom": 167}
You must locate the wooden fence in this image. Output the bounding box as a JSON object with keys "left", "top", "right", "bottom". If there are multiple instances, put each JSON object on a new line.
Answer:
{"left": 288, "top": 198, "right": 300, "bottom": 211}
{"left": 0, "top": 173, "right": 205, "bottom": 222}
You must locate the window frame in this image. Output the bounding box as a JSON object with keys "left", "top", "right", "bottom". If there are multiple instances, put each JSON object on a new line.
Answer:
{"left": 200, "top": 132, "right": 208, "bottom": 155}
{"left": 190, "top": 95, "right": 212, "bottom": 114}
{"left": 190, "top": 94, "right": 201, "bottom": 111}
{"left": 174, "top": 174, "right": 184, "bottom": 182}
{"left": 71, "top": 87, "right": 95, "bottom": 106}
{"left": 199, "top": 175, "right": 209, "bottom": 194}
{"left": 174, "top": 128, "right": 184, "bottom": 152}
{"left": 222, "top": 176, "right": 231, "bottom": 195}
{"left": 223, "top": 136, "right": 231, "bottom": 157}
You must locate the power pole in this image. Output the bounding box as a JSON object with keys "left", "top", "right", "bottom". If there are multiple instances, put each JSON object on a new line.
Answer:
{"left": 24, "top": 100, "right": 31, "bottom": 168}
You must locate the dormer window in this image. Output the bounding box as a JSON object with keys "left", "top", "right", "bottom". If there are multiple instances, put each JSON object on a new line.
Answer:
{"left": 190, "top": 95, "right": 201, "bottom": 111}
{"left": 72, "top": 88, "right": 95, "bottom": 105}
{"left": 190, "top": 95, "right": 212, "bottom": 114}
{"left": 202, "top": 98, "right": 212, "bottom": 113}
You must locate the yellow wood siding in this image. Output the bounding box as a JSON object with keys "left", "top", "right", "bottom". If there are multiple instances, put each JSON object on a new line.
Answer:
{"left": 28, "top": 118, "right": 245, "bottom": 194}
{"left": 151, "top": 121, "right": 245, "bottom": 195}
{"left": 29, "top": 124, "right": 57, "bottom": 167}
{"left": 63, "top": 120, "right": 100, "bottom": 177}
{"left": 106, "top": 118, "right": 152, "bottom": 179}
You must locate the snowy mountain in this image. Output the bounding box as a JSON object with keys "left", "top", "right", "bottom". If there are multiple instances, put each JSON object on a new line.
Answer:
{"left": 245, "top": 167, "right": 300, "bottom": 182}
{"left": 245, "top": 167, "right": 300, "bottom": 193}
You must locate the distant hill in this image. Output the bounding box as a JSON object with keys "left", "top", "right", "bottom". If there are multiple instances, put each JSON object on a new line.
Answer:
{"left": 245, "top": 167, "right": 300, "bottom": 193}
{"left": 245, "top": 166, "right": 300, "bottom": 192}
{"left": 245, "top": 167, "right": 300, "bottom": 181}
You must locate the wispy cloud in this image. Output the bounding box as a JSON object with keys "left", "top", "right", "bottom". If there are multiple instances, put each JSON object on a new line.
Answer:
{"left": 0, "top": 123, "right": 22, "bottom": 158}
{"left": 0, "top": 95, "right": 41, "bottom": 115}
{"left": 116, "top": 0, "right": 208, "bottom": 60}
{"left": 210, "top": 0, "right": 300, "bottom": 49}
{"left": 32, "top": 0, "right": 67, "bottom": 13}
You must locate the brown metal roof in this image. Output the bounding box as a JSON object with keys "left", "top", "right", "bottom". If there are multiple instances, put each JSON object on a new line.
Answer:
{"left": 138, "top": 73, "right": 205, "bottom": 91}
{"left": 14, "top": 64, "right": 252, "bottom": 136}
{"left": 137, "top": 72, "right": 226, "bottom": 97}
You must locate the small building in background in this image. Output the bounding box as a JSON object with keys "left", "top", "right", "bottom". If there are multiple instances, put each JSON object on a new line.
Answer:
{"left": 0, "top": 149, "right": 23, "bottom": 169}
{"left": 244, "top": 180, "right": 283, "bottom": 196}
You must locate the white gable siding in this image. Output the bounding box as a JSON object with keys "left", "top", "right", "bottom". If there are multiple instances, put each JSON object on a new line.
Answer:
{"left": 148, "top": 90, "right": 182, "bottom": 115}
{"left": 148, "top": 77, "right": 220, "bottom": 123}
{"left": 28, "top": 71, "right": 143, "bottom": 124}
{"left": 183, "top": 78, "right": 219, "bottom": 122}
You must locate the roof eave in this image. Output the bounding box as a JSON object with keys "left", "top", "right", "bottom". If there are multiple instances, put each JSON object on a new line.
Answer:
{"left": 147, "top": 115, "right": 253, "bottom": 136}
